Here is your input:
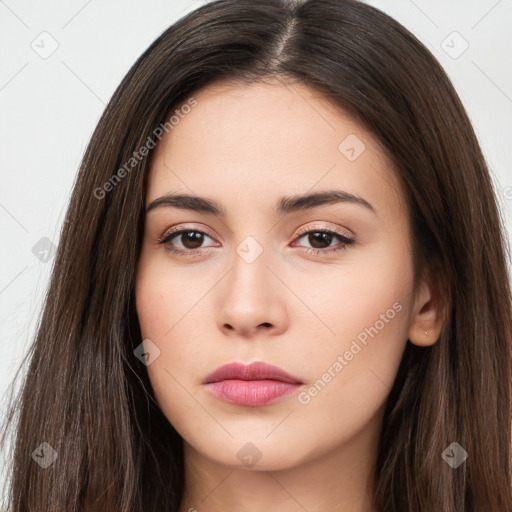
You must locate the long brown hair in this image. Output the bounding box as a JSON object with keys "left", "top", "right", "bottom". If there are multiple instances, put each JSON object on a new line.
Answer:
{"left": 2, "top": 0, "right": 511, "bottom": 510}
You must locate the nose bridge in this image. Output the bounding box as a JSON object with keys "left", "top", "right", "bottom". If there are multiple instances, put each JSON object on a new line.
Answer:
{"left": 217, "top": 232, "right": 287, "bottom": 335}
{"left": 229, "top": 233, "right": 272, "bottom": 302}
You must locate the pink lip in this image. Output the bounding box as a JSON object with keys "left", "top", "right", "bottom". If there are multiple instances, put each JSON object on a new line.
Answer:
{"left": 203, "top": 361, "right": 304, "bottom": 407}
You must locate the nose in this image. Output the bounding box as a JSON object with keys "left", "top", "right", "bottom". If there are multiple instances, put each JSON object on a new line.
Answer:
{"left": 216, "top": 247, "right": 289, "bottom": 338}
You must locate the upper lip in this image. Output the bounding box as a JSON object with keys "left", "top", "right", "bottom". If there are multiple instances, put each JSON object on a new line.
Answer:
{"left": 202, "top": 361, "right": 303, "bottom": 385}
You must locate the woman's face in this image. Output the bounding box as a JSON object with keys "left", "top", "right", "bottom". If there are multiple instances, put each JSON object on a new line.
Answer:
{"left": 135, "top": 78, "right": 420, "bottom": 471}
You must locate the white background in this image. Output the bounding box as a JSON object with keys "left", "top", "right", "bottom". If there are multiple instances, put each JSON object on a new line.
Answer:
{"left": 1, "top": 0, "right": 511, "bottom": 496}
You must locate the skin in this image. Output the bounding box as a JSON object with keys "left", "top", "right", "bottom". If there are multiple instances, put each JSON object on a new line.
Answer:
{"left": 135, "top": 78, "right": 444, "bottom": 512}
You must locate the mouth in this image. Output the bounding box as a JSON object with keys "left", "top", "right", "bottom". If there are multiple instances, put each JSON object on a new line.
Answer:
{"left": 203, "top": 361, "right": 304, "bottom": 407}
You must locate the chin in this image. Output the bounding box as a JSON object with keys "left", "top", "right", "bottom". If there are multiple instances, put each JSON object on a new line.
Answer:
{"left": 185, "top": 432, "right": 309, "bottom": 471}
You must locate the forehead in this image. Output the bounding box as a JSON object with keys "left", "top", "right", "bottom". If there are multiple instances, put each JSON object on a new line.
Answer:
{"left": 146, "top": 79, "right": 407, "bottom": 221}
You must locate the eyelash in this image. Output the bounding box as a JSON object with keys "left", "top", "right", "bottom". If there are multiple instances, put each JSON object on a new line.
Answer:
{"left": 157, "top": 225, "right": 355, "bottom": 257}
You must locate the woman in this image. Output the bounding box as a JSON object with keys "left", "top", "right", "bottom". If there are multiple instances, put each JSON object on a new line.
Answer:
{"left": 1, "top": 0, "right": 511, "bottom": 510}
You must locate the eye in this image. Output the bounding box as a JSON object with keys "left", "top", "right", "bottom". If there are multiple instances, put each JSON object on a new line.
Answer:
{"left": 157, "top": 228, "right": 218, "bottom": 256}
{"left": 292, "top": 228, "right": 355, "bottom": 255}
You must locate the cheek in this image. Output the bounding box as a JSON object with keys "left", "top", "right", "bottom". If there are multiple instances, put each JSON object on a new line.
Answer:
{"left": 290, "top": 241, "right": 413, "bottom": 429}
{"left": 134, "top": 252, "right": 213, "bottom": 430}
{"left": 135, "top": 258, "right": 197, "bottom": 377}
{"left": 135, "top": 250, "right": 201, "bottom": 341}
{"left": 292, "top": 239, "right": 412, "bottom": 350}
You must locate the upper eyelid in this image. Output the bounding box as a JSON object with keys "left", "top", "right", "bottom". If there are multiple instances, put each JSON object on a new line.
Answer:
{"left": 161, "top": 223, "right": 352, "bottom": 240}
{"left": 160, "top": 224, "right": 215, "bottom": 239}
{"left": 294, "top": 222, "right": 353, "bottom": 238}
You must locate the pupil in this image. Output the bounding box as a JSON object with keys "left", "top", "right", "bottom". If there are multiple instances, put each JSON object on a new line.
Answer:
{"left": 183, "top": 231, "right": 203, "bottom": 249}
{"left": 310, "top": 232, "right": 331, "bottom": 249}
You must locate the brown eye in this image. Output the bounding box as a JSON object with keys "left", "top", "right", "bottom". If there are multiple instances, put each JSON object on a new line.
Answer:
{"left": 307, "top": 231, "right": 335, "bottom": 249}
{"left": 158, "top": 228, "right": 218, "bottom": 256}
{"left": 293, "top": 229, "right": 355, "bottom": 255}
{"left": 158, "top": 228, "right": 220, "bottom": 256}
{"left": 176, "top": 231, "right": 204, "bottom": 249}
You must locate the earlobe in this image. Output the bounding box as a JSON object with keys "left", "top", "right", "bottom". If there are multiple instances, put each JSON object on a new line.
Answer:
{"left": 408, "top": 325, "right": 439, "bottom": 347}
{"left": 407, "top": 273, "right": 445, "bottom": 347}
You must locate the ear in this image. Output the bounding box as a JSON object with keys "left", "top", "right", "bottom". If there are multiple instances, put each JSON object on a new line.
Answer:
{"left": 408, "top": 270, "right": 445, "bottom": 347}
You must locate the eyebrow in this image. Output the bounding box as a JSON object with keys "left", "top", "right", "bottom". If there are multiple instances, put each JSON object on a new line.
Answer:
{"left": 146, "top": 189, "right": 376, "bottom": 216}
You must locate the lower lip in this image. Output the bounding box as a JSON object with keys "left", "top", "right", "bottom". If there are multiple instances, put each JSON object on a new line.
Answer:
{"left": 205, "top": 379, "right": 301, "bottom": 406}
